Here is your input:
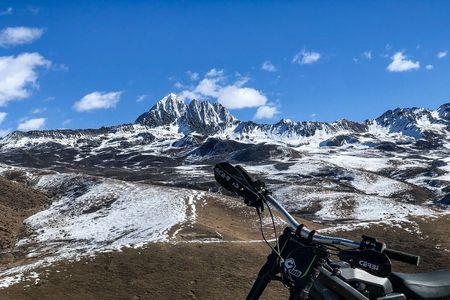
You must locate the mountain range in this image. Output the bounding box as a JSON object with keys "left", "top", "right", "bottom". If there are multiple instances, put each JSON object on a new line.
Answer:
{"left": 0, "top": 93, "right": 448, "bottom": 197}
{"left": 0, "top": 94, "right": 449, "bottom": 289}
{"left": 3, "top": 93, "right": 450, "bottom": 147}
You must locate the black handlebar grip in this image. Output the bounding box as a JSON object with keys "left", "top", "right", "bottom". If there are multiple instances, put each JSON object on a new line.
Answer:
{"left": 384, "top": 248, "right": 420, "bottom": 266}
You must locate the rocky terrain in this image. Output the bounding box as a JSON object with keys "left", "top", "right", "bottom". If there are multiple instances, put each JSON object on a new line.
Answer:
{"left": 0, "top": 93, "right": 449, "bottom": 298}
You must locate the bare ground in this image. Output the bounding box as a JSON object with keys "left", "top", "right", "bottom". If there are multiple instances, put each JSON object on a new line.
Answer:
{"left": 0, "top": 181, "right": 449, "bottom": 299}
{"left": 0, "top": 177, "right": 50, "bottom": 264}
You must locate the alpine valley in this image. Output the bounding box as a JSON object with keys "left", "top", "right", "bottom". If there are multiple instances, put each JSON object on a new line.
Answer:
{"left": 0, "top": 93, "right": 449, "bottom": 297}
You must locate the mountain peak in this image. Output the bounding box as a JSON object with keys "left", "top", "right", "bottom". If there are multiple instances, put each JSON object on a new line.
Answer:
{"left": 159, "top": 92, "right": 184, "bottom": 106}
{"left": 135, "top": 93, "right": 237, "bottom": 134}
{"left": 438, "top": 102, "right": 450, "bottom": 120}
{"left": 374, "top": 104, "right": 449, "bottom": 138}
{"left": 135, "top": 93, "right": 187, "bottom": 127}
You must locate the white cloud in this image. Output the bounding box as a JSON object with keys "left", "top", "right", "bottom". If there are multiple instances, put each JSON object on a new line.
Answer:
{"left": 73, "top": 91, "right": 122, "bottom": 112}
{"left": 205, "top": 68, "right": 224, "bottom": 78}
{"left": 354, "top": 51, "right": 373, "bottom": 63}
{"left": 136, "top": 94, "right": 148, "bottom": 102}
{"left": 0, "top": 27, "right": 44, "bottom": 47}
{"left": 62, "top": 119, "right": 72, "bottom": 126}
{"left": 292, "top": 49, "right": 321, "bottom": 65}
{"left": 254, "top": 105, "right": 279, "bottom": 119}
{"left": 27, "top": 6, "right": 40, "bottom": 15}
{"left": 362, "top": 51, "right": 372, "bottom": 60}
{"left": 437, "top": 51, "right": 448, "bottom": 59}
{"left": 43, "top": 96, "right": 55, "bottom": 102}
{"left": 180, "top": 69, "right": 268, "bottom": 109}
{"left": 261, "top": 61, "right": 276, "bottom": 72}
{"left": 0, "top": 52, "right": 51, "bottom": 106}
{"left": 18, "top": 118, "right": 45, "bottom": 131}
{"left": 386, "top": 51, "right": 420, "bottom": 72}
{"left": 381, "top": 45, "right": 391, "bottom": 58}
{"left": 54, "top": 63, "right": 69, "bottom": 71}
{"left": 425, "top": 64, "right": 434, "bottom": 70}
{"left": 31, "top": 107, "right": 46, "bottom": 114}
{"left": 0, "top": 129, "right": 10, "bottom": 137}
{"left": 186, "top": 70, "right": 199, "bottom": 81}
{"left": 196, "top": 78, "right": 221, "bottom": 97}
{"left": 218, "top": 86, "right": 267, "bottom": 109}
{"left": 180, "top": 73, "right": 222, "bottom": 100}
{"left": 234, "top": 73, "right": 250, "bottom": 87}
{"left": 0, "top": 7, "right": 13, "bottom": 16}
{"left": 0, "top": 112, "right": 6, "bottom": 124}
{"left": 173, "top": 82, "right": 184, "bottom": 89}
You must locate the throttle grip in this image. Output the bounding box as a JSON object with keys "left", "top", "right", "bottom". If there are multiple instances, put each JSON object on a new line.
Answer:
{"left": 383, "top": 248, "right": 420, "bottom": 266}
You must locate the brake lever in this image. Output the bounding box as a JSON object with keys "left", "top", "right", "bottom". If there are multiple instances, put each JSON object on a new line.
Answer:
{"left": 359, "top": 235, "right": 386, "bottom": 252}
{"left": 214, "top": 162, "right": 266, "bottom": 211}
{"left": 235, "top": 165, "right": 255, "bottom": 186}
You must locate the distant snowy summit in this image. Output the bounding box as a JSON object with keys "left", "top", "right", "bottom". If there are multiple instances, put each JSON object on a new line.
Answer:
{"left": 135, "top": 93, "right": 237, "bottom": 134}
{"left": 133, "top": 94, "right": 450, "bottom": 144}
{"left": 136, "top": 93, "right": 450, "bottom": 140}
{"left": 2, "top": 93, "right": 450, "bottom": 151}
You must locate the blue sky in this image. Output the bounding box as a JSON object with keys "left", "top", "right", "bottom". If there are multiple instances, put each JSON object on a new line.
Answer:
{"left": 0, "top": 1, "right": 449, "bottom": 132}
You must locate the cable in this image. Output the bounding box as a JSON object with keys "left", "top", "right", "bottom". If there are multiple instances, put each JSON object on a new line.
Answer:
{"left": 256, "top": 207, "right": 283, "bottom": 260}
{"left": 264, "top": 198, "right": 281, "bottom": 258}
{"left": 256, "top": 205, "right": 289, "bottom": 288}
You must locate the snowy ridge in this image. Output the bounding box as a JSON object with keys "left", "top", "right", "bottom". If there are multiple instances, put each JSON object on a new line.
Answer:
{"left": 0, "top": 95, "right": 448, "bottom": 203}
{"left": 0, "top": 167, "right": 206, "bottom": 288}
{"left": 0, "top": 96, "right": 449, "bottom": 290}
{"left": 135, "top": 93, "right": 237, "bottom": 134}
{"left": 1, "top": 94, "right": 449, "bottom": 152}
{"left": 0, "top": 95, "right": 448, "bottom": 202}
{"left": 375, "top": 104, "right": 450, "bottom": 138}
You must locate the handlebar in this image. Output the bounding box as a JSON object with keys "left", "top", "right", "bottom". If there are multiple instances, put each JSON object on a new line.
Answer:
{"left": 266, "top": 195, "right": 421, "bottom": 265}
{"left": 213, "top": 162, "right": 421, "bottom": 266}
{"left": 265, "top": 194, "right": 361, "bottom": 248}
{"left": 383, "top": 248, "right": 421, "bottom": 266}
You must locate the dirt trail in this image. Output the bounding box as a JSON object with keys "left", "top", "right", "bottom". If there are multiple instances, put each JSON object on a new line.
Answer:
{"left": 3, "top": 213, "right": 449, "bottom": 300}
{"left": 2, "top": 242, "right": 290, "bottom": 300}
{"left": 0, "top": 178, "right": 449, "bottom": 299}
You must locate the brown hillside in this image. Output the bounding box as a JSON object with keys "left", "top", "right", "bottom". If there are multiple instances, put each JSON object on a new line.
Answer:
{"left": 0, "top": 177, "right": 50, "bottom": 264}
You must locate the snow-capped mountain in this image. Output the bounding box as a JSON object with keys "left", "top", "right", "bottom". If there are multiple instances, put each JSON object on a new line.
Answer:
{"left": 1, "top": 95, "right": 450, "bottom": 289}
{"left": 136, "top": 93, "right": 188, "bottom": 126}
{"left": 375, "top": 104, "right": 450, "bottom": 138}
{"left": 0, "top": 93, "right": 449, "bottom": 197}
{"left": 2, "top": 93, "right": 449, "bottom": 154}
{"left": 133, "top": 93, "right": 450, "bottom": 142}
{"left": 135, "top": 93, "right": 237, "bottom": 134}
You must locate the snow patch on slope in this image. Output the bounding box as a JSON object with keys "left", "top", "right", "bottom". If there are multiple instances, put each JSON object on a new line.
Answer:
{"left": 273, "top": 185, "right": 440, "bottom": 223}
{"left": 0, "top": 172, "right": 205, "bottom": 288}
